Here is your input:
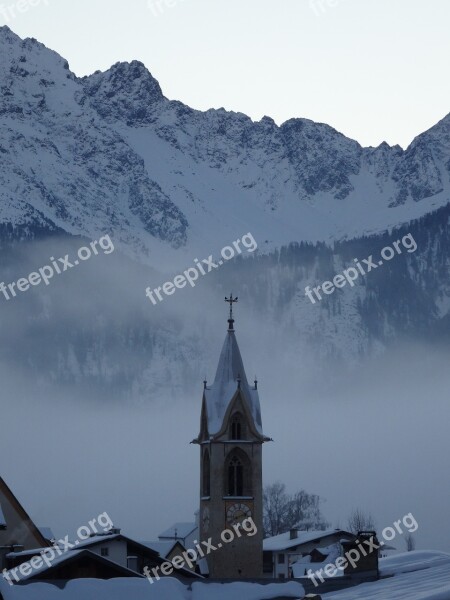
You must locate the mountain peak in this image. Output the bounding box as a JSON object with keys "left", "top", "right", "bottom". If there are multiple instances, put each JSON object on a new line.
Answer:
{"left": 0, "top": 24, "right": 19, "bottom": 40}
{"left": 82, "top": 60, "right": 165, "bottom": 125}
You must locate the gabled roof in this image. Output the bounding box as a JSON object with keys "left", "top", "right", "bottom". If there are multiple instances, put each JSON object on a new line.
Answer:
{"left": 263, "top": 529, "right": 354, "bottom": 552}
{"left": 203, "top": 329, "right": 263, "bottom": 437}
{"left": 67, "top": 532, "right": 160, "bottom": 558}
{"left": 12, "top": 549, "right": 144, "bottom": 582}
{"left": 0, "top": 477, "right": 49, "bottom": 548}
{"left": 158, "top": 522, "right": 197, "bottom": 541}
{"left": 7, "top": 535, "right": 202, "bottom": 581}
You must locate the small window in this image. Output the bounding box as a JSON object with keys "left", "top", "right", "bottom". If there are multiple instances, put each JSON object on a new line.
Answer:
{"left": 230, "top": 413, "right": 245, "bottom": 440}
{"left": 202, "top": 451, "right": 211, "bottom": 496}
{"left": 228, "top": 456, "right": 244, "bottom": 496}
{"left": 101, "top": 547, "right": 109, "bottom": 557}
{"left": 278, "top": 554, "right": 285, "bottom": 564}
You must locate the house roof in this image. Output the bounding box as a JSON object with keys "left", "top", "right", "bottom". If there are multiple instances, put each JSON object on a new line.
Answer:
{"left": 291, "top": 543, "right": 343, "bottom": 578}
{"left": 158, "top": 523, "right": 197, "bottom": 541}
{"left": 14, "top": 549, "right": 144, "bottom": 582}
{"left": 263, "top": 529, "right": 354, "bottom": 552}
{"left": 38, "top": 527, "right": 55, "bottom": 542}
{"left": 203, "top": 328, "right": 263, "bottom": 436}
{"left": 7, "top": 547, "right": 49, "bottom": 559}
{"left": 67, "top": 533, "right": 160, "bottom": 558}
{"left": 66, "top": 533, "right": 121, "bottom": 551}
{"left": 0, "top": 477, "right": 49, "bottom": 547}
{"left": 7, "top": 536, "right": 201, "bottom": 581}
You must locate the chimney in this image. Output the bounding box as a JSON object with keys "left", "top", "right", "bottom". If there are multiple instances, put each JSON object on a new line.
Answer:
{"left": 290, "top": 528, "right": 299, "bottom": 540}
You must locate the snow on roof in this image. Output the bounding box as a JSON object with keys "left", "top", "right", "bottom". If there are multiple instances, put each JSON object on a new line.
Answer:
{"left": 5, "top": 548, "right": 143, "bottom": 584}
{"left": 204, "top": 330, "right": 263, "bottom": 436}
{"left": 321, "top": 550, "right": 450, "bottom": 599}
{"left": 158, "top": 523, "right": 197, "bottom": 541}
{"left": 378, "top": 550, "right": 450, "bottom": 578}
{"left": 6, "top": 547, "right": 49, "bottom": 559}
{"left": 291, "top": 543, "right": 342, "bottom": 579}
{"left": 6, "top": 534, "right": 121, "bottom": 557}
{"left": 66, "top": 533, "right": 121, "bottom": 550}
{"left": 38, "top": 527, "right": 55, "bottom": 541}
{"left": 263, "top": 529, "right": 353, "bottom": 552}
{"left": 66, "top": 533, "right": 163, "bottom": 559}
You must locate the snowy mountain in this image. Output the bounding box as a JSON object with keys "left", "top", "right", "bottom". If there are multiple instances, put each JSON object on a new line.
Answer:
{"left": 0, "top": 26, "right": 448, "bottom": 396}
{"left": 1, "top": 25, "right": 450, "bottom": 260}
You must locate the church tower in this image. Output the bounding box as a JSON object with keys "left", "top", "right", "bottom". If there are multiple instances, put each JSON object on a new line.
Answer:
{"left": 193, "top": 296, "right": 270, "bottom": 578}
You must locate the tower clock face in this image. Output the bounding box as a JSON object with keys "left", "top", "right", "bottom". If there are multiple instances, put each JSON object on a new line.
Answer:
{"left": 202, "top": 506, "right": 210, "bottom": 532}
{"left": 226, "top": 502, "right": 252, "bottom": 526}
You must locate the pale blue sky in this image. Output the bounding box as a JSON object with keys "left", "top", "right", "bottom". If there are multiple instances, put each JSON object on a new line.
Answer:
{"left": 2, "top": 0, "right": 449, "bottom": 148}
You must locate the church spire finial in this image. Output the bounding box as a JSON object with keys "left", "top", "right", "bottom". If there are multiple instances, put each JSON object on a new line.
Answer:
{"left": 224, "top": 293, "right": 238, "bottom": 331}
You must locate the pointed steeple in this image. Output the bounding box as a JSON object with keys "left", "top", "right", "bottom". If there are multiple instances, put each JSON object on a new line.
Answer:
{"left": 201, "top": 297, "right": 264, "bottom": 438}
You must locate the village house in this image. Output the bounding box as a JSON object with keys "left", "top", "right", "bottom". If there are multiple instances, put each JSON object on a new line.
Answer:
{"left": 263, "top": 527, "right": 354, "bottom": 579}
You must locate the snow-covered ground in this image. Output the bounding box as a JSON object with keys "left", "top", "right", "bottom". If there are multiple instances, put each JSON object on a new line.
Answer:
{"left": 323, "top": 551, "right": 450, "bottom": 600}
{"left": 0, "top": 578, "right": 305, "bottom": 600}
{"left": 1, "top": 551, "right": 449, "bottom": 599}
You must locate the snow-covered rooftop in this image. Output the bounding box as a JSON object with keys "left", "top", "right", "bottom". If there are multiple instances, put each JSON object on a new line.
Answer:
{"left": 291, "top": 543, "right": 342, "bottom": 578}
{"left": 204, "top": 328, "right": 263, "bottom": 436}
{"left": 5, "top": 548, "right": 142, "bottom": 584}
{"left": 321, "top": 550, "right": 450, "bottom": 599}
{"left": 66, "top": 533, "right": 121, "bottom": 550}
{"left": 38, "top": 527, "right": 55, "bottom": 541}
{"left": 263, "top": 529, "right": 353, "bottom": 552}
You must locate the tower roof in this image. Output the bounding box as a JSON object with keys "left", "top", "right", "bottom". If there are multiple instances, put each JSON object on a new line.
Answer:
{"left": 203, "top": 328, "right": 263, "bottom": 437}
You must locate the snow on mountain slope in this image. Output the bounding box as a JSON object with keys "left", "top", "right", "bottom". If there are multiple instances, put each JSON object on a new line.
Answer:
{"left": 1, "top": 25, "right": 449, "bottom": 270}
{"left": 0, "top": 27, "right": 188, "bottom": 262}
{"left": 0, "top": 26, "right": 448, "bottom": 392}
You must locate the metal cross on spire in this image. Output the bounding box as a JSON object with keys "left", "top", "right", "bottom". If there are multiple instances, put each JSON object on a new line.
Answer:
{"left": 225, "top": 293, "right": 238, "bottom": 330}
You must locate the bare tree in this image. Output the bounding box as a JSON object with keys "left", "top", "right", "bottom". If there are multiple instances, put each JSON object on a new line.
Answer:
{"left": 347, "top": 508, "right": 376, "bottom": 534}
{"left": 263, "top": 482, "right": 329, "bottom": 537}
{"left": 263, "top": 482, "right": 289, "bottom": 537}
{"left": 404, "top": 533, "right": 416, "bottom": 552}
{"left": 286, "top": 490, "right": 328, "bottom": 532}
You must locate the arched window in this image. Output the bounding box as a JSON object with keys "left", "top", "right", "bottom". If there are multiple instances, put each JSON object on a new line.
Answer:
{"left": 225, "top": 450, "right": 252, "bottom": 497}
{"left": 228, "top": 456, "right": 243, "bottom": 496}
{"left": 230, "top": 413, "right": 245, "bottom": 440}
{"left": 202, "top": 451, "right": 210, "bottom": 496}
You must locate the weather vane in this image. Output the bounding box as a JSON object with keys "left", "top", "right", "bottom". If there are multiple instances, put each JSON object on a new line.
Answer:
{"left": 225, "top": 293, "right": 238, "bottom": 326}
